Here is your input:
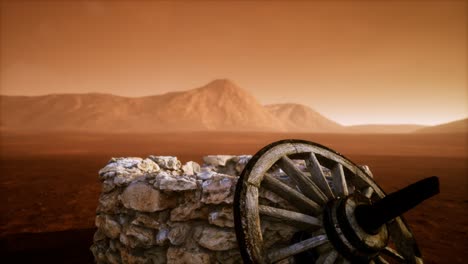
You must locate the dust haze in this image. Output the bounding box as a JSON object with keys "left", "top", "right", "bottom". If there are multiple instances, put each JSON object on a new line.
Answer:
{"left": 1, "top": 1, "right": 467, "bottom": 263}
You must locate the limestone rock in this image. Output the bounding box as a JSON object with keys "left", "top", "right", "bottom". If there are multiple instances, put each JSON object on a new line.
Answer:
{"left": 131, "top": 213, "right": 160, "bottom": 229}
{"left": 102, "top": 179, "right": 116, "bottom": 193}
{"left": 208, "top": 207, "right": 234, "bottom": 228}
{"left": 144, "top": 247, "right": 167, "bottom": 263}
{"left": 182, "top": 161, "right": 201, "bottom": 175}
{"left": 93, "top": 228, "right": 107, "bottom": 243}
{"left": 92, "top": 154, "right": 376, "bottom": 264}
{"left": 235, "top": 155, "right": 252, "bottom": 173}
{"left": 196, "top": 170, "right": 216, "bottom": 180}
{"left": 156, "top": 226, "right": 170, "bottom": 246}
{"left": 109, "top": 239, "right": 123, "bottom": 252}
{"left": 90, "top": 239, "right": 108, "bottom": 263}
{"left": 201, "top": 174, "right": 237, "bottom": 204}
{"left": 262, "top": 222, "right": 297, "bottom": 249}
{"left": 168, "top": 223, "right": 191, "bottom": 246}
{"left": 105, "top": 249, "right": 122, "bottom": 264}
{"left": 195, "top": 226, "right": 237, "bottom": 251}
{"left": 149, "top": 156, "right": 181, "bottom": 170}
{"left": 138, "top": 158, "right": 160, "bottom": 173}
{"left": 97, "top": 190, "right": 121, "bottom": 213}
{"left": 258, "top": 188, "right": 293, "bottom": 210}
{"left": 214, "top": 249, "right": 242, "bottom": 264}
{"left": 157, "top": 173, "right": 197, "bottom": 191}
{"left": 120, "top": 225, "right": 155, "bottom": 248}
{"left": 120, "top": 248, "right": 150, "bottom": 264}
{"left": 166, "top": 247, "right": 210, "bottom": 264}
{"left": 120, "top": 182, "right": 176, "bottom": 212}
{"left": 111, "top": 157, "right": 143, "bottom": 168}
{"left": 96, "top": 214, "right": 121, "bottom": 239}
{"left": 99, "top": 157, "right": 143, "bottom": 178}
{"left": 170, "top": 201, "right": 209, "bottom": 221}
{"left": 113, "top": 169, "right": 146, "bottom": 186}
{"left": 203, "top": 155, "right": 234, "bottom": 167}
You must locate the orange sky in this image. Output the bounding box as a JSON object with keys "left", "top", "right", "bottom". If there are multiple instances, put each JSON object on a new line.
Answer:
{"left": 0, "top": 0, "right": 466, "bottom": 125}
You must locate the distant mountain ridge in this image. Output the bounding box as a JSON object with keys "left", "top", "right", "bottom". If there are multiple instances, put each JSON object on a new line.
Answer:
{"left": 265, "top": 103, "right": 343, "bottom": 132}
{"left": 0, "top": 79, "right": 341, "bottom": 132}
{"left": 0, "top": 79, "right": 465, "bottom": 133}
{"left": 415, "top": 118, "right": 468, "bottom": 134}
{"left": 347, "top": 124, "right": 425, "bottom": 134}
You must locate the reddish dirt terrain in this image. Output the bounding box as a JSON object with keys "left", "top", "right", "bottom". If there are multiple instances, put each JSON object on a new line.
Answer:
{"left": 1, "top": 132, "right": 467, "bottom": 263}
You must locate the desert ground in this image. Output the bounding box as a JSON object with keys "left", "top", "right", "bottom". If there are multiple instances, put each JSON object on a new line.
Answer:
{"left": 1, "top": 131, "right": 467, "bottom": 263}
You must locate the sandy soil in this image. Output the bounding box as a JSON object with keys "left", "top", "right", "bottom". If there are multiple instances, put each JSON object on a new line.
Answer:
{"left": 1, "top": 132, "right": 467, "bottom": 263}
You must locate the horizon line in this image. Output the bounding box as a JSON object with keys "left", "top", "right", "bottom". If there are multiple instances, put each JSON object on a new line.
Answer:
{"left": 1, "top": 92, "right": 466, "bottom": 127}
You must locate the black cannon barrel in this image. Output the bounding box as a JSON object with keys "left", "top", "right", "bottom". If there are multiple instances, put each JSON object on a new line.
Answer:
{"left": 355, "top": 176, "right": 439, "bottom": 234}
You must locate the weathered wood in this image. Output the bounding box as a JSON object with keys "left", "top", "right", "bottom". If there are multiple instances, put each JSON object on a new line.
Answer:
{"left": 388, "top": 217, "right": 419, "bottom": 264}
{"left": 267, "top": 234, "right": 328, "bottom": 262}
{"left": 247, "top": 143, "right": 297, "bottom": 186}
{"left": 258, "top": 205, "right": 321, "bottom": 229}
{"left": 262, "top": 174, "right": 321, "bottom": 215}
{"left": 243, "top": 185, "right": 266, "bottom": 264}
{"left": 332, "top": 163, "right": 349, "bottom": 197}
{"left": 382, "top": 246, "right": 405, "bottom": 261}
{"left": 363, "top": 186, "right": 374, "bottom": 198}
{"left": 315, "top": 249, "right": 339, "bottom": 264}
{"left": 375, "top": 256, "right": 390, "bottom": 264}
{"left": 235, "top": 140, "right": 422, "bottom": 264}
{"left": 277, "top": 156, "right": 328, "bottom": 204}
{"left": 306, "top": 152, "right": 335, "bottom": 199}
{"left": 360, "top": 165, "right": 374, "bottom": 178}
{"left": 293, "top": 142, "right": 385, "bottom": 195}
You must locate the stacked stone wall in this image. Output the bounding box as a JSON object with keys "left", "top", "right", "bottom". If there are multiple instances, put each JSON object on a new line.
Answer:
{"left": 91, "top": 155, "right": 297, "bottom": 264}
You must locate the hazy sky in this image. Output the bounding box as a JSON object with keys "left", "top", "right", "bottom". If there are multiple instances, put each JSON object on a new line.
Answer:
{"left": 1, "top": 0, "right": 466, "bottom": 125}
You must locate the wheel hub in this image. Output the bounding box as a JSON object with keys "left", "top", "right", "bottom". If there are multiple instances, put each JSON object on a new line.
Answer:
{"left": 323, "top": 194, "right": 389, "bottom": 262}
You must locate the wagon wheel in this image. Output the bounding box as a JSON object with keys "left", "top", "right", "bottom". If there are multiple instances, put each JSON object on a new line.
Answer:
{"left": 234, "top": 139, "right": 438, "bottom": 264}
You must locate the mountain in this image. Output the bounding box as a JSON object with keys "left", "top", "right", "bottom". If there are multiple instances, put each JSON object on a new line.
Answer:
{"left": 265, "top": 103, "right": 343, "bottom": 132}
{"left": 346, "top": 124, "right": 426, "bottom": 134}
{"left": 6, "top": 79, "right": 447, "bottom": 134}
{"left": 0, "top": 79, "right": 286, "bottom": 132}
{"left": 146, "top": 79, "right": 286, "bottom": 131}
{"left": 415, "top": 118, "right": 468, "bottom": 134}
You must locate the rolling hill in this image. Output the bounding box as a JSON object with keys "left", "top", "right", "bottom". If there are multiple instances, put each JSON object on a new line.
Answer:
{"left": 415, "top": 118, "right": 468, "bottom": 134}
{"left": 346, "top": 124, "right": 426, "bottom": 134}
{"left": 265, "top": 103, "right": 343, "bottom": 132}
{"left": 0, "top": 79, "right": 288, "bottom": 132}
{"left": 0, "top": 79, "right": 289, "bottom": 132}
{"left": 2, "top": 79, "right": 464, "bottom": 134}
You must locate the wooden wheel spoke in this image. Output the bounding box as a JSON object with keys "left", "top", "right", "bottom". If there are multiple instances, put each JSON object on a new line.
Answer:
{"left": 267, "top": 234, "right": 328, "bottom": 262}
{"left": 306, "top": 152, "right": 335, "bottom": 199}
{"left": 362, "top": 186, "right": 374, "bottom": 198}
{"left": 382, "top": 246, "right": 405, "bottom": 262}
{"left": 315, "top": 249, "right": 338, "bottom": 264}
{"left": 277, "top": 156, "right": 328, "bottom": 204}
{"left": 375, "top": 256, "right": 390, "bottom": 264}
{"left": 235, "top": 140, "right": 423, "bottom": 264}
{"left": 388, "top": 217, "right": 418, "bottom": 262}
{"left": 258, "top": 205, "right": 321, "bottom": 229}
{"left": 331, "top": 163, "right": 349, "bottom": 197}
{"left": 262, "top": 174, "right": 321, "bottom": 215}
